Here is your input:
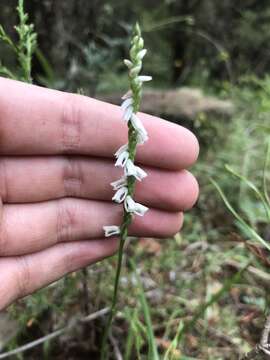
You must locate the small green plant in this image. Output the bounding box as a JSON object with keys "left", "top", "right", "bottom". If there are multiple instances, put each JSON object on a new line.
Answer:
{"left": 0, "top": 0, "right": 37, "bottom": 83}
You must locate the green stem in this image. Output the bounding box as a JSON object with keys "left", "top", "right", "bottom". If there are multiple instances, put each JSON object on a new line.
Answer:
{"left": 100, "top": 232, "right": 127, "bottom": 359}
{"left": 100, "top": 148, "right": 137, "bottom": 359}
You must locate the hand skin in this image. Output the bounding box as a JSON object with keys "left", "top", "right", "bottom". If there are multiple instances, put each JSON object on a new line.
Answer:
{"left": 0, "top": 77, "right": 199, "bottom": 310}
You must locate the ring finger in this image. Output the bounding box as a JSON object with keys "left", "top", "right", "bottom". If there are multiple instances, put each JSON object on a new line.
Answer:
{"left": 0, "top": 198, "right": 184, "bottom": 256}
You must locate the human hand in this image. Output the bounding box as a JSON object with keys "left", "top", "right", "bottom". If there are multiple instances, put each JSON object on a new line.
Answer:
{"left": 0, "top": 77, "right": 199, "bottom": 309}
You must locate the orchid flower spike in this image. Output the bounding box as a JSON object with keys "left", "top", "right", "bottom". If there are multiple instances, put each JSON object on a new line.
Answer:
{"left": 104, "top": 22, "right": 152, "bottom": 238}
{"left": 101, "top": 24, "right": 152, "bottom": 360}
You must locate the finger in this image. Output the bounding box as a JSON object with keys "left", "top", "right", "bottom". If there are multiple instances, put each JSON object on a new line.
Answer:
{"left": 0, "top": 199, "right": 184, "bottom": 256}
{"left": 0, "top": 77, "right": 199, "bottom": 170}
{"left": 0, "top": 156, "right": 199, "bottom": 211}
{"left": 0, "top": 238, "right": 119, "bottom": 310}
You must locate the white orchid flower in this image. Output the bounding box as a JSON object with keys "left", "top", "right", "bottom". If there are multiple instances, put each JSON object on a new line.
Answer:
{"left": 110, "top": 176, "right": 127, "bottom": 191}
{"left": 112, "top": 186, "right": 128, "bottom": 203}
{"left": 103, "top": 225, "right": 121, "bottom": 237}
{"left": 124, "top": 196, "right": 149, "bottom": 216}
{"left": 130, "top": 114, "right": 148, "bottom": 139}
{"left": 115, "top": 150, "right": 129, "bottom": 167}
{"left": 121, "top": 98, "right": 133, "bottom": 111}
{"left": 123, "top": 105, "right": 133, "bottom": 122}
{"left": 137, "top": 130, "right": 149, "bottom": 145}
{"left": 124, "top": 159, "right": 147, "bottom": 181}
{"left": 115, "top": 143, "right": 128, "bottom": 158}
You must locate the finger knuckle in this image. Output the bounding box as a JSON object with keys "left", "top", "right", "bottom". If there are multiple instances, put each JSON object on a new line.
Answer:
{"left": 0, "top": 159, "right": 8, "bottom": 202}
{"left": 56, "top": 199, "right": 78, "bottom": 243}
{"left": 60, "top": 93, "right": 83, "bottom": 153}
{"left": 61, "top": 243, "right": 78, "bottom": 273}
{"left": 0, "top": 202, "right": 7, "bottom": 255}
{"left": 15, "top": 256, "right": 31, "bottom": 298}
{"left": 62, "top": 157, "right": 83, "bottom": 197}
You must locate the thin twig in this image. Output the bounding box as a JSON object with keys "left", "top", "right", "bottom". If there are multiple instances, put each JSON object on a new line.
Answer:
{"left": 260, "top": 315, "right": 270, "bottom": 348}
{"left": 109, "top": 334, "right": 123, "bottom": 360}
{"left": 240, "top": 314, "right": 270, "bottom": 360}
{"left": 0, "top": 308, "right": 109, "bottom": 359}
{"left": 225, "top": 260, "right": 270, "bottom": 283}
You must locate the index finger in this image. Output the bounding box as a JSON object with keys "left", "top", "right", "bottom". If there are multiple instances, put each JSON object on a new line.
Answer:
{"left": 0, "top": 77, "right": 199, "bottom": 170}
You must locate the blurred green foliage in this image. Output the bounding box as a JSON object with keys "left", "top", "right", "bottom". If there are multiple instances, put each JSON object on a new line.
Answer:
{"left": 1, "top": 0, "right": 270, "bottom": 92}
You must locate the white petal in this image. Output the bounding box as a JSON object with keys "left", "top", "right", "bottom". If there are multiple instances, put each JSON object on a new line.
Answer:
{"left": 130, "top": 65, "right": 142, "bottom": 77}
{"left": 123, "top": 106, "right": 133, "bottom": 122}
{"left": 124, "top": 160, "right": 147, "bottom": 181}
{"left": 134, "top": 166, "right": 147, "bottom": 181}
{"left": 137, "top": 131, "right": 149, "bottom": 145}
{"left": 124, "top": 59, "right": 133, "bottom": 69}
{"left": 124, "top": 195, "right": 136, "bottom": 212}
{"left": 124, "top": 196, "right": 149, "bottom": 216}
{"left": 112, "top": 186, "right": 128, "bottom": 203}
{"left": 115, "top": 150, "right": 129, "bottom": 167}
{"left": 110, "top": 176, "right": 127, "bottom": 190}
{"left": 134, "top": 203, "right": 149, "bottom": 216}
{"left": 138, "top": 75, "right": 152, "bottom": 82}
{"left": 121, "top": 98, "right": 133, "bottom": 111}
{"left": 137, "top": 49, "right": 147, "bottom": 60}
{"left": 114, "top": 143, "right": 128, "bottom": 158}
{"left": 131, "top": 114, "right": 148, "bottom": 137}
{"left": 103, "top": 225, "right": 121, "bottom": 237}
{"left": 124, "top": 159, "right": 137, "bottom": 177}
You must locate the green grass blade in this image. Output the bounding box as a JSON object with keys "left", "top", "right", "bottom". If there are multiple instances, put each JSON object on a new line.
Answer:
{"left": 124, "top": 308, "right": 145, "bottom": 360}
{"left": 225, "top": 164, "right": 270, "bottom": 221}
{"left": 211, "top": 178, "right": 270, "bottom": 251}
{"left": 35, "top": 48, "right": 55, "bottom": 85}
{"left": 130, "top": 259, "right": 160, "bottom": 360}
{"left": 124, "top": 310, "right": 135, "bottom": 360}
{"left": 263, "top": 140, "right": 270, "bottom": 208}
{"left": 164, "top": 320, "right": 184, "bottom": 360}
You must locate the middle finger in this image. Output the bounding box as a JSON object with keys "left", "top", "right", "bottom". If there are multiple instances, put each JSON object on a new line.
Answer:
{"left": 0, "top": 156, "right": 198, "bottom": 211}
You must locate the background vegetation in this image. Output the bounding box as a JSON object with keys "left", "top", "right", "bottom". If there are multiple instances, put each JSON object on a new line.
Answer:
{"left": 0, "top": 1, "right": 270, "bottom": 359}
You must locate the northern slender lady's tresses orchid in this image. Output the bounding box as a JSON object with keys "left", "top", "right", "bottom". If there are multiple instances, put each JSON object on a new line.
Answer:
{"left": 101, "top": 23, "right": 152, "bottom": 359}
